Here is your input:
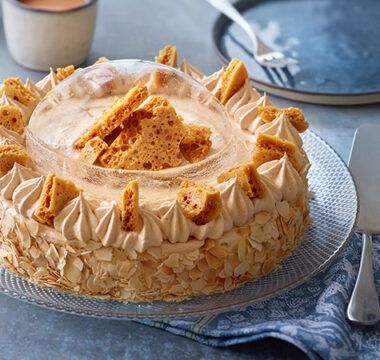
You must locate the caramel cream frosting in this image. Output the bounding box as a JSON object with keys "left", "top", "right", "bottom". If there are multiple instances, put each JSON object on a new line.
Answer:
{"left": 0, "top": 51, "right": 311, "bottom": 302}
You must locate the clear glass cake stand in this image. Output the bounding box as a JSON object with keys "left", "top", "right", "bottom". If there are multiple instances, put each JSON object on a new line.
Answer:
{"left": 0, "top": 130, "right": 358, "bottom": 319}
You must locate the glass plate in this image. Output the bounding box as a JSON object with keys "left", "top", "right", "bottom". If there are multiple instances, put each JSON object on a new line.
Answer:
{"left": 0, "top": 131, "right": 358, "bottom": 319}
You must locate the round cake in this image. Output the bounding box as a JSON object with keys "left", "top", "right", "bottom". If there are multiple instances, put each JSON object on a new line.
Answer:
{"left": 0, "top": 46, "right": 310, "bottom": 302}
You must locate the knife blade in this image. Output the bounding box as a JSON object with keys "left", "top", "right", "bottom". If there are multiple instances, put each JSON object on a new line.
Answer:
{"left": 349, "top": 124, "right": 380, "bottom": 233}
{"left": 347, "top": 124, "right": 380, "bottom": 325}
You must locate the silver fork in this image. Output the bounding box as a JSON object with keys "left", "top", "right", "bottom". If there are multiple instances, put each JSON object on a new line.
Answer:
{"left": 206, "top": 0, "right": 297, "bottom": 68}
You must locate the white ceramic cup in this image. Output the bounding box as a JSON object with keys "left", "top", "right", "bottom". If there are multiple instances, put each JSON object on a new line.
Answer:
{"left": 2, "top": 0, "right": 98, "bottom": 71}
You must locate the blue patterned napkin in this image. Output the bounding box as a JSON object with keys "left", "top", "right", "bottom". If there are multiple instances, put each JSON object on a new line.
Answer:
{"left": 140, "top": 235, "right": 380, "bottom": 360}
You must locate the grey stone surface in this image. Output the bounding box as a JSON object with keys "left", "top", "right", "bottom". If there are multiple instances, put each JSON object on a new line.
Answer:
{"left": 0, "top": 0, "right": 379, "bottom": 359}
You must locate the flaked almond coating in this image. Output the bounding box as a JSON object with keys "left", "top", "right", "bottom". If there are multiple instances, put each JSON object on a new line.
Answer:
{"left": 180, "top": 124, "right": 212, "bottom": 163}
{"left": 177, "top": 179, "right": 222, "bottom": 225}
{"left": 75, "top": 84, "right": 148, "bottom": 149}
{"left": 120, "top": 179, "right": 139, "bottom": 232}
{"left": 155, "top": 45, "right": 178, "bottom": 68}
{"left": 34, "top": 173, "right": 81, "bottom": 225}
{"left": 258, "top": 105, "right": 309, "bottom": 133}
{"left": 0, "top": 105, "right": 26, "bottom": 134}
{"left": 56, "top": 65, "right": 75, "bottom": 81}
{"left": 252, "top": 133, "right": 300, "bottom": 171}
{"left": 0, "top": 77, "right": 35, "bottom": 107}
{"left": 217, "top": 162, "right": 263, "bottom": 199}
{"left": 0, "top": 144, "right": 29, "bottom": 176}
{"left": 218, "top": 59, "right": 248, "bottom": 105}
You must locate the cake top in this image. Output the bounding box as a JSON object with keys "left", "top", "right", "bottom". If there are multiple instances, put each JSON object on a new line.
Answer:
{"left": 0, "top": 45, "right": 310, "bottom": 246}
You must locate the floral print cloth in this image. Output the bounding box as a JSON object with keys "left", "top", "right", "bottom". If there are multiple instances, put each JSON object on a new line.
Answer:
{"left": 140, "top": 235, "right": 380, "bottom": 360}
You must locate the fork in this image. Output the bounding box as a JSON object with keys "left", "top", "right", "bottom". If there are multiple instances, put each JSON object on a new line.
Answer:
{"left": 206, "top": 0, "right": 297, "bottom": 68}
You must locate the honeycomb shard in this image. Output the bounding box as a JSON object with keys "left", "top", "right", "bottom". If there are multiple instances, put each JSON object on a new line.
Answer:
{"left": 253, "top": 133, "right": 300, "bottom": 171}
{"left": 0, "top": 144, "right": 29, "bottom": 176}
{"left": 75, "top": 84, "right": 149, "bottom": 149}
{"left": 0, "top": 77, "right": 35, "bottom": 107}
{"left": 120, "top": 179, "right": 139, "bottom": 232}
{"left": 217, "top": 162, "right": 263, "bottom": 199}
{"left": 177, "top": 179, "right": 222, "bottom": 225}
{"left": 34, "top": 173, "right": 81, "bottom": 225}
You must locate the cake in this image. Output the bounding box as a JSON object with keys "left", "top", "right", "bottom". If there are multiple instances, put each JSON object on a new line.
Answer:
{"left": 0, "top": 47, "right": 310, "bottom": 302}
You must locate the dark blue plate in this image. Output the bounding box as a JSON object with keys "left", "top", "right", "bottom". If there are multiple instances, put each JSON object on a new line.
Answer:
{"left": 213, "top": 0, "right": 380, "bottom": 105}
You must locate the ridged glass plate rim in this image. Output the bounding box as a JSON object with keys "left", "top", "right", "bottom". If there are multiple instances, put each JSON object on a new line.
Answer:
{"left": 0, "top": 130, "right": 358, "bottom": 319}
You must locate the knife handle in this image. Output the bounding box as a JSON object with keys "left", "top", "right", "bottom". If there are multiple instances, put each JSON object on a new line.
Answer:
{"left": 347, "top": 233, "right": 380, "bottom": 325}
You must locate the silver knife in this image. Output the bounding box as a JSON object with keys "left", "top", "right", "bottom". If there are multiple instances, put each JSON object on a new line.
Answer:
{"left": 347, "top": 124, "right": 380, "bottom": 325}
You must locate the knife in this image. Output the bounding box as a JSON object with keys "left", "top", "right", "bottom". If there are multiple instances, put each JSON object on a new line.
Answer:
{"left": 347, "top": 124, "right": 380, "bottom": 325}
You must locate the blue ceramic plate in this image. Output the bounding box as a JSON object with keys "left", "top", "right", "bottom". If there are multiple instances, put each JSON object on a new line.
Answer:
{"left": 213, "top": 0, "right": 380, "bottom": 105}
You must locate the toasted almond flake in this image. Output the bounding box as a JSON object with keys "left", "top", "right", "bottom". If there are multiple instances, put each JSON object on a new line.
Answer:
{"left": 147, "top": 246, "right": 161, "bottom": 259}
{"left": 161, "top": 240, "right": 204, "bottom": 255}
{"left": 249, "top": 239, "right": 263, "bottom": 252}
{"left": 234, "top": 261, "right": 250, "bottom": 276}
{"left": 169, "top": 284, "right": 184, "bottom": 295}
{"left": 204, "top": 268, "right": 217, "bottom": 283}
{"left": 254, "top": 249, "right": 266, "bottom": 263}
{"left": 2, "top": 213, "right": 15, "bottom": 237}
{"left": 209, "top": 244, "right": 227, "bottom": 258}
{"left": 224, "top": 276, "right": 233, "bottom": 290}
{"left": 205, "top": 251, "right": 222, "bottom": 269}
{"left": 204, "top": 238, "right": 216, "bottom": 251}
{"left": 63, "top": 255, "right": 81, "bottom": 284}
{"left": 29, "top": 246, "right": 40, "bottom": 259}
{"left": 0, "top": 247, "right": 9, "bottom": 258}
{"left": 276, "top": 201, "right": 290, "bottom": 219}
{"left": 189, "top": 267, "right": 202, "bottom": 280}
{"left": 185, "top": 249, "right": 200, "bottom": 262}
{"left": 94, "top": 248, "right": 113, "bottom": 262}
{"left": 66, "top": 244, "right": 77, "bottom": 254}
{"left": 262, "top": 257, "right": 276, "bottom": 274}
{"left": 47, "top": 244, "right": 59, "bottom": 260}
{"left": 25, "top": 219, "right": 39, "bottom": 236}
{"left": 73, "top": 257, "right": 84, "bottom": 271}
{"left": 255, "top": 211, "right": 271, "bottom": 225}
{"left": 160, "top": 265, "right": 173, "bottom": 276}
{"left": 238, "top": 238, "right": 248, "bottom": 261}
{"left": 14, "top": 222, "right": 31, "bottom": 249}
{"left": 248, "top": 263, "right": 262, "bottom": 277}
{"left": 191, "top": 278, "right": 207, "bottom": 291}
{"left": 196, "top": 258, "right": 208, "bottom": 272}
{"left": 163, "top": 253, "right": 180, "bottom": 268}
{"left": 85, "top": 240, "right": 103, "bottom": 251}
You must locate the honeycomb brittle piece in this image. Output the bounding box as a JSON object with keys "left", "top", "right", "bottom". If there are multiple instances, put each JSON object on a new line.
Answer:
{"left": 0, "top": 105, "right": 26, "bottom": 133}
{"left": 56, "top": 65, "right": 75, "bottom": 81}
{"left": 253, "top": 133, "right": 300, "bottom": 171}
{"left": 258, "top": 105, "right": 279, "bottom": 123}
{"left": 180, "top": 124, "right": 212, "bottom": 163}
{"left": 80, "top": 136, "right": 108, "bottom": 164}
{"left": 258, "top": 105, "right": 309, "bottom": 133}
{"left": 177, "top": 179, "right": 222, "bottom": 225}
{"left": 218, "top": 59, "right": 248, "bottom": 105}
{"left": 100, "top": 95, "right": 186, "bottom": 170}
{"left": 94, "top": 57, "right": 110, "bottom": 64}
{"left": 74, "top": 84, "right": 148, "bottom": 149}
{"left": 34, "top": 173, "right": 81, "bottom": 225}
{"left": 217, "top": 162, "right": 263, "bottom": 199}
{"left": 0, "top": 144, "right": 29, "bottom": 176}
{"left": 120, "top": 179, "right": 139, "bottom": 231}
{"left": 155, "top": 45, "right": 178, "bottom": 68}
{"left": 0, "top": 77, "right": 35, "bottom": 107}
{"left": 284, "top": 107, "right": 309, "bottom": 133}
